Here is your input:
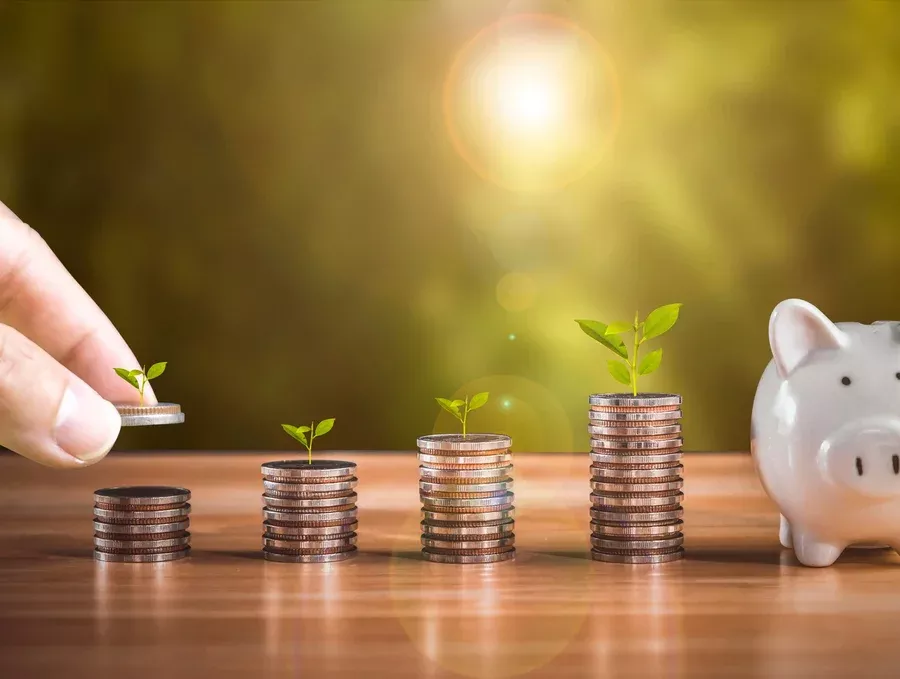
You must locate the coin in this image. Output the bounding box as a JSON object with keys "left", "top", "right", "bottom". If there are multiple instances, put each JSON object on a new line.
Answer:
{"left": 95, "top": 544, "right": 191, "bottom": 555}
{"left": 587, "top": 424, "right": 682, "bottom": 437}
{"left": 591, "top": 520, "right": 684, "bottom": 537}
{"left": 261, "top": 493, "right": 357, "bottom": 509}
{"left": 93, "top": 505, "right": 192, "bottom": 523}
{"left": 591, "top": 479, "right": 683, "bottom": 493}
{"left": 263, "top": 478, "right": 358, "bottom": 494}
{"left": 93, "top": 486, "right": 191, "bottom": 507}
{"left": 421, "top": 492, "right": 514, "bottom": 508}
{"left": 261, "top": 460, "right": 356, "bottom": 480}
{"left": 264, "top": 521, "right": 358, "bottom": 537}
{"left": 423, "top": 508, "right": 515, "bottom": 522}
{"left": 591, "top": 491, "right": 684, "bottom": 507}
{"left": 417, "top": 453, "right": 512, "bottom": 467}
{"left": 589, "top": 393, "right": 681, "bottom": 408}
{"left": 94, "top": 548, "right": 190, "bottom": 562}
{"left": 591, "top": 548, "right": 684, "bottom": 564}
{"left": 417, "top": 433, "right": 512, "bottom": 453}
{"left": 588, "top": 410, "right": 682, "bottom": 423}
{"left": 420, "top": 520, "right": 514, "bottom": 536}
{"left": 591, "top": 534, "right": 684, "bottom": 550}
{"left": 590, "top": 451, "right": 683, "bottom": 465}
{"left": 115, "top": 403, "right": 185, "bottom": 427}
{"left": 263, "top": 535, "right": 358, "bottom": 551}
{"left": 263, "top": 508, "right": 357, "bottom": 524}
{"left": 419, "top": 480, "right": 513, "bottom": 494}
{"left": 421, "top": 536, "right": 515, "bottom": 550}
{"left": 591, "top": 463, "right": 683, "bottom": 479}
{"left": 591, "top": 438, "right": 683, "bottom": 450}
{"left": 419, "top": 465, "right": 513, "bottom": 480}
{"left": 423, "top": 551, "right": 515, "bottom": 564}
{"left": 93, "top": 535, "right": 191, "bottom": 551}
{"left": 265, "top": 544, "right": 357, "bottom": 556}
{"left": 590, "top": 507, "right": 683, "bottom": 523}
{"left": 423, "top": 545, "right": 515, "bottom": 556}
{"left": 94, "top": 519, "right": 190, "bottom": 535}
{"left": 263, "top": 549, "right": 356, "bottom": 563}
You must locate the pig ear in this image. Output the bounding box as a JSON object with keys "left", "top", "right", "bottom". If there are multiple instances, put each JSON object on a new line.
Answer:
{"left": 769, "top": 299, "right": 848, "bottom": 378}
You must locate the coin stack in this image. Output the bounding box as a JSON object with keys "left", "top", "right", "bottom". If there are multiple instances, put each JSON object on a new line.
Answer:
{"left": 417, "top": 434, "right": 515, "bottom": 564}
{"left": 93, "top": 486, "right": 192, "bottom": 562}
{"left": 588, "top": 393, "right": 684, "bottom": 564}
{"left": 261, "top": 460, "right": 358, "bottom": 563}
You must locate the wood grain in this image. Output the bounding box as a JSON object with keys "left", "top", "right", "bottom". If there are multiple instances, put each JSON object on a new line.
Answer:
{"left": 0, "top": 452, "right": 897, "bottom": 678}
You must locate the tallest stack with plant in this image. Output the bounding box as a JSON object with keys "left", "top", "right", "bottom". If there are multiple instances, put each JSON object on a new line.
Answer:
{"left": 576, "top": 303, "right": 686, "bottom": 564}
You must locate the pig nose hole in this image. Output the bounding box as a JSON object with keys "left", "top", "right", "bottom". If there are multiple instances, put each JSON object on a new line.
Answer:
{"left": 893, "top": 455, "right": 899, "bottom": 475}
{"left": 856, "top": 457, "right": 864, "bottom": 476}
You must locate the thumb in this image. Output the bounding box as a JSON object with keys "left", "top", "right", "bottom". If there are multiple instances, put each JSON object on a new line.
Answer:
{"left": 0, "top": 323, "right": 121, "bottom": 468}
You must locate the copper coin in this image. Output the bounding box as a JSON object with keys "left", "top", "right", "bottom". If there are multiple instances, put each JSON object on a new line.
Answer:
{"left": 591, "top": 507, "right": 683, "bottom": 522}
{"left": 591, "top": 491, "right": 684, "bottom": 507}
{"left": 423, "top": 545, "right": 515, "bottom": 556}
{"left": 94, "top": 535, "right": 191, "bottom": 551}
{"left": 263, "top": 549, "right": 357, "bottom": 563}
{"left": 588, "top": 424, "right": 682, "bottom": 437}
{"left": 423, "top": 551, "right": 515, "bottom": 564}
{"left": 420, "top": 520, "right": 514, "bottom": 536}
{"left": 93, "top": 506, "right": 191, "bottom": 524}
{"left": 421, "top": 536, "right": 515, "bottom": 550}
{"left": 93, "top": 486, "right": 190, "bottom": 507}
{"left": 264, "top": 544, "right": 357, "bottom": 556}
{"left": 590, "top": 451, "right": 683, "bottom": 465}
{"left": 94, "top": 548, "right": 190, "bottom": 562}
{"left": 591, "top": 548, "right": 684, "bottom": 564}
{"left": 263, "top": 508, "right": 357, "bottom": 524}
{"left": 419, "top": 480, "right": 513, "bottom": 494}
{"left": 591, "top": 479, "right": 683, "bottom": 493}
{"left": 263, "top": 535, "right": 357, "bottom": 551}
{"left": 264, "top": 521, "right": 358, "bottom": 537}
{"left": 591, "top": 534, "right": 684, "bottom": 551}
{"left": 262, "top": 493, "right": 357, "bottom": 509}
{"left": 421, "top": 492, "right": 514, "bottom": 508}
{"left": 591, "top": 520, "right": 683, "bottom": 537}
{"left": 419, "top": 465, "right": 513, "bottom": 480}
{"left": 261, "top": 460, "right": 356, "bottom": 480}
{"left": 423, "top": 508, "right": 515, "bottom": 522}
{"left": 93, "top": 519, "right": 190, "bottom": 535}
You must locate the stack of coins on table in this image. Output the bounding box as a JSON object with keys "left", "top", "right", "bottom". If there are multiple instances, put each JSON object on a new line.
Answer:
{"left": 588, "top": 393, "right": 684, "bottom": 564}
{"left": 93, "top": 486, "right": 192, "bottom": 562}
{"left": 261, "top": 460, "right": 358, "bottom": 563}
{"left": 417, "top": 434, "right": 515, "bottom": 564}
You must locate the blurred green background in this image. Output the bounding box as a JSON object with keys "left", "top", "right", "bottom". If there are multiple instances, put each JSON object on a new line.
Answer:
{"left": 1, "top": 0, "right": 899, "bottom": 453}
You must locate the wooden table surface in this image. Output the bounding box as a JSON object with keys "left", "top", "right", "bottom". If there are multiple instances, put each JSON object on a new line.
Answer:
{"left": 0, "top": 451, "right": 898, "bottom": 678}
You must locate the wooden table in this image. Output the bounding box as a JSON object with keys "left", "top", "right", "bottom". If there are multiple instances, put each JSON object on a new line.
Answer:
{"left": 0, "top": 452, "right": 898, "bottom": 678}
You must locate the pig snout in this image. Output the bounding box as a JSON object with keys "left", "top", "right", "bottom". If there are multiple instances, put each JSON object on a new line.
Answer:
{"left": 820, "top": 419, "right": 900, "bottom": 498}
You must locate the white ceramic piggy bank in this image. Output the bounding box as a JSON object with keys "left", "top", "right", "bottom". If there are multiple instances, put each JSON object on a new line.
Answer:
{"left": 751, "top": 298, "right": 900, "bottom": 567}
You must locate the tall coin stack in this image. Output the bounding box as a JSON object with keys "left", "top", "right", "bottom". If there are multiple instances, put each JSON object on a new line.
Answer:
{"left": 417, "top": 434, "right": 515, "bottom": 564}
{"left": 588, "top": 393, "right": 684, "bottom": 564}
{"left": 261, "top": 460, "right": 358, "bottom": 563}
{"left": 93, "top": 486, "right": 192, "bottom": 562}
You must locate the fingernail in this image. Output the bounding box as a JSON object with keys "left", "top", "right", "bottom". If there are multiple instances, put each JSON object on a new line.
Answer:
{"left": 54, "top": 381, "right": 122, "bottom": 463}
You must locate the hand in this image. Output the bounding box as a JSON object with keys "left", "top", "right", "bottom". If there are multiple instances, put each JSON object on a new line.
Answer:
{"left": 0, "top": 201, "right": 155, "bottom": 467}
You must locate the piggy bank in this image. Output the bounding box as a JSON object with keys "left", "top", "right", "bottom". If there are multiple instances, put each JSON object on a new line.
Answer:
{"left": 751, "top": 298, "right": 900, "bottom": 567}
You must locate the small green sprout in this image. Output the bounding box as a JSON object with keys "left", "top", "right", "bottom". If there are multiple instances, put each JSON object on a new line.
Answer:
{"left": 435, "top": 392, "right": 489, "bottom": 437}
{"left": 282, "top": 418, "right": 336, "bottom": 464}
{"left": 576, "top": 303, "right": 682, "bottom": 396}
{"left": 114, "top": 362, "right": 167, "bottom": 407}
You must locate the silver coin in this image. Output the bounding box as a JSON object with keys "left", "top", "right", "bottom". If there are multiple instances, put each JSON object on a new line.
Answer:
{"left": 591, "top": 548, "right": 684, "bottom": 564}
{"left": 591, "top": 438, "right": 683, "bottom": 450}
{"left": 587, "top": 424, "right": 682, "bottom": 437}
{"left": 591, "top": 464, "right": 683, "bottom": 480}
{"left": 263, "top": 548, "right": 357, "bottom": 563}
{"left": 263, "top": 478, "right": 358, "bottom": 494}
{"left": 589, "top": 393, "right": 681, "bottom": 407}
{"left": 94, "top": 535, "right": 191, "bottom": 550}
{"left": 423, "top": 508, "right": 515, "bottom": 522}
{"left": 421, "top": 492, "right": 514, "bottom": 508}
{"left": 588, "top": 410, "right": 682, "bottom": 423}
{"left": 264, "top": 521, "right": 358, "bottom": 537}
{"left": 263, "top": 508, "right": 357, "bottom": 523}
{"left": 421, "top": 536, "right": 515, "bottom": 550}
{"left": 591, "top": 507, "right": 683, "bottom": 523}
{"left": 263, "top": 535, "right": 357, "bottom": 551}
{"left": 590, "top": 451, "right": 683, "bottom": 465}
{"left": 115, "top": 403, "right": 185, "bottom": 427}
{"left": 94, "top": 548, "right": 190, "bottom": 562}
{"left": 419, "top": 480, "right": 513, "bottom": 494}
{"left": 417, "top": 453, "right": 512, "bottom": 467}
{"left": 261, "top": 460, "right": 356, "bottom": 479}
{"left": 420, "top": 520, "right": 514, "bottom": 536}
{"left": 592, "top": 491, "right": 684, "bottom": 507}
{"left": 93, "top": 504, "right": 191, "bottom": 522}
{"left": 94, "top": 519, "right": 190, "bottom": 535}
{"left": 417, "top": 433, "right": 512, "bottom": 453}
{"left": 591, "top": 520, "right": 684, "bottom": 537}
{"left": 262, "top": 492, "right": 357, "bottom": 509}
{"left": 591, "top": 534, "right": 684, "bottom": 550}
{"left": 423, "top": 550, "right": 515, "bottom": 564}
{"left": 418, "top": 465, "right": 514, "bottom": 480}
{"left": 93, "top": 486, "right": 190, "bottom": 506}
{"left": 591, "top": 479, "right": 683, "bottom": 493}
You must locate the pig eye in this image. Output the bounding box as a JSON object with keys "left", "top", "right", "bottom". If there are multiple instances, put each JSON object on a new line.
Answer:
{"left": 895, "top": 372, "right": 900, "bottom": 380}
{"left": 841, "top": 376, "right": 852, "bottom": 386}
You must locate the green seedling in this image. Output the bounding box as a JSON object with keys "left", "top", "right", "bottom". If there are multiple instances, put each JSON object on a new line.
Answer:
{"left": 435, "top": 392, "right": 489, "bottom": 436}
{"left": 114, "top": 362, "right": 167, "bottom": 407}
{"left": 282, "top": 418, "right": 336, "bottom": 464}
{"left": 576, "top": 303, "right": 682, "bottom": 396}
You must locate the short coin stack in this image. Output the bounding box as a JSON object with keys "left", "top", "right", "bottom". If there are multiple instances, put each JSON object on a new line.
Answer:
{"left": 93, "top": 486, "right": 192, "bottom": 562}
{"left": 261, "top": 460, "right": 358, "bottom": 563}
{"left": 417, "top": 434, "right": 515, "bottom": 564}
{"left": 588, "top": 393, "right": 684, "bottom": 564}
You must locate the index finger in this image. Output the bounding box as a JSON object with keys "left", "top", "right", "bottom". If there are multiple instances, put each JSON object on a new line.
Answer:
{"left": 0, "top": 203, "right": 156, "bottom": 405}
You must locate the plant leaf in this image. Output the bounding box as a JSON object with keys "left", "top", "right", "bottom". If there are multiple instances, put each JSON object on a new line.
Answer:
{"left": 281, "top": 424, "right": 308, "bottom": 446}
{"left": 129, "top": 369, "right": 143, "bottom": 377}
{"left": 450, "top": 399, "right": 466, "bottom": 408}
{"left": 604, "top": 321, "right": 633, "bottom": 335}
{"left": 436, "top": 397, "right": 461, "bottom": 417}
{"left": 606, "top": 360, "right": 632, "bottom": 386}
{"left": 468, "top": 392, "right": 489, "bottom": 411}
{"left": 638, "top": 348, "right": 663, "bottom": 375}
{"left": 642, "top": 304, "right": 682, "bottom": 341}
{"left": 575, "top": 320, "right": 628, "bottom": 359}
{"left": 314, "top": 418, "right": 335, "bottom": 437}
{"left": 146, "top": 362, "right": 167, "bottom": 380}
{"left": 297, "top": 426, "right": 311, "bottom": 433}
{"left": 114, "top": 367, "right": 141, "bottom": 390}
